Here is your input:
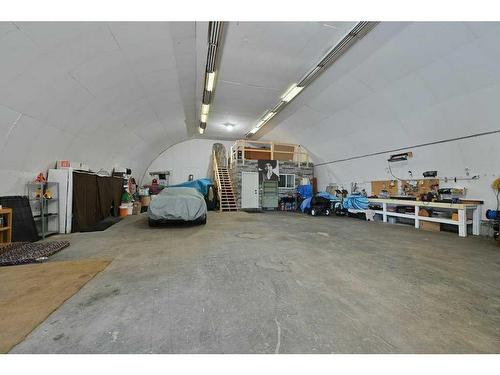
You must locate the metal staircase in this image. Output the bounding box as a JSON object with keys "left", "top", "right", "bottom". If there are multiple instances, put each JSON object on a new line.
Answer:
{"left": 212, "top": 152, "right": 237, "bottom": 212}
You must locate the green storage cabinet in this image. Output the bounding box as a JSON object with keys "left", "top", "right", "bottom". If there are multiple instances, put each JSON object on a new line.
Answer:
{"left": 262, "top": 181, "right": 279, "bottom": 209}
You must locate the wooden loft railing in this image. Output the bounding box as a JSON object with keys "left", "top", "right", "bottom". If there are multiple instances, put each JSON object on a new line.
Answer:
{"left": 212, "top": 151, "right": 223, "bottom": 212}
{"left": 230, "top": 140, "right": 310, "bottom": 166}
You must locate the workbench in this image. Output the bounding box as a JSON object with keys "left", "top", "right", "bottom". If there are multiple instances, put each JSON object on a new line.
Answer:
{"left": 368, "top": 198, "right": 481, "bottom": 237}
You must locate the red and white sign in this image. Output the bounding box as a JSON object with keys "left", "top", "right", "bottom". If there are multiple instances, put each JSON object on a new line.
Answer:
{"left": 56, "top": 160, "right": 71, "bottom": 169}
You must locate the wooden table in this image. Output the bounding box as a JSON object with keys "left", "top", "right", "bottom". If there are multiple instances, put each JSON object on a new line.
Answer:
{"left": 368, "top": 198, "right": 481, "bottom": 237}
{"left": 0, "top": 208, "right": 13, "bottom": 245}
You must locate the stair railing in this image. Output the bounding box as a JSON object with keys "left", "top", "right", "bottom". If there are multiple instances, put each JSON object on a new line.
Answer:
{"left": 212, "top": 151, "right": 223, "bottom": 212}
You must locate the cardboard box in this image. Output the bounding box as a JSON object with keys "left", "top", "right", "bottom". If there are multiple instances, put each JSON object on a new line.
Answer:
{"left": 132, "top": 201, "right": 142, "bottom": 215}
{"left": 419, "top": 208, "right": 430, "bottom": 217}
{"left": 141, "top": 196, "right": 151, "bottom": 207}
{"left": 420, "top": 221, "right": 440, "bottom": 232}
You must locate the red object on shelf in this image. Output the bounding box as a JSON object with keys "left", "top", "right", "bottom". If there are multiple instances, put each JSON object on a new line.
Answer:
{"left": 34, "top": 173, "right": 46, "bottom": 183}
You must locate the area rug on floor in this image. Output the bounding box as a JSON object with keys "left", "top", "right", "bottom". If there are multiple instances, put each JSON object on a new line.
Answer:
{"left": 0, "top": 241, "right": 70, "bottom": 267}
{"left": 0, "top": 259, "right": 111, "bottom": 353}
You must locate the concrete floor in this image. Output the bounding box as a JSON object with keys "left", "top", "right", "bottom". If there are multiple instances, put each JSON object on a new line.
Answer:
{"left": 10, "top": 211, "right": 500, "bottom": 353}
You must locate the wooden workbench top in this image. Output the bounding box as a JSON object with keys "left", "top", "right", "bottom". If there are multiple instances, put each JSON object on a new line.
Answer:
{"left": 368, "top": 198, "right": 480, "bottom": 209}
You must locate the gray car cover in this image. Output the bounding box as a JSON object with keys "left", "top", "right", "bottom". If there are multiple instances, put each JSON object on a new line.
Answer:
{"left": 148, "top": 187, "right": 207, "bottom": 221}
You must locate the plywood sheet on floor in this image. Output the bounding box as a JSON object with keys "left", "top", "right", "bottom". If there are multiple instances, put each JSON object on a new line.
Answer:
{"left": 0, "top": 259, "right": 110, "bottom": 353}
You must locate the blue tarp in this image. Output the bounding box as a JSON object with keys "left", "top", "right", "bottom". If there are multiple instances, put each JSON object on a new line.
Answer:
{"left": 342, "top": 194, "right": 369, "bottom": 210}
{"left": 297, "top": 184, "right": 313, "bottom": 198}
{"left": 169, "top": 178, "right": 213, "bottom": 196}
{"left": 300, "top": 197, "right": 312, "bottom": 213}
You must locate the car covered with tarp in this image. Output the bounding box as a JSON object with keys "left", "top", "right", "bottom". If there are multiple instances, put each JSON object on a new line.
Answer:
{"left": 148, "top": 187, "right": 207, "bottom": 226}
{"left": 168, "top": 178, "right": 218, "bottom": 210}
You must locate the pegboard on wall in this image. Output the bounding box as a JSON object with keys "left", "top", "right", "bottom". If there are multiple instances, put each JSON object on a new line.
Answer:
{"left": 371, "top": 180, "right": 398, "bottom": 196}
{"left": 400, "top": 179, "right": 439, "bottom": 197}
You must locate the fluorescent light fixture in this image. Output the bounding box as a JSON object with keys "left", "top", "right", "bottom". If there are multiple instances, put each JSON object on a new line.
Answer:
{"left": 246, "top": 22, "right": 377, "bottom": 139}
{"left": 205, "top": 72, "right": 216, "bottom": 91}
{"left": 197, "top": 22, "right": 225, "bottom": 135}
{"left": 248, "top": 119, "right": 265, "bottom": 135}
{"left": 298, "top": 66, "right": 321, "bottom": 87}
{"left": 281, "top": 84, "right": 303, "bottom": 102}
{"left": 201, "top": 104, "right": 210, "bottom": 115}
{"left": 261, "top": 111, "right": 275, "bottom": 122}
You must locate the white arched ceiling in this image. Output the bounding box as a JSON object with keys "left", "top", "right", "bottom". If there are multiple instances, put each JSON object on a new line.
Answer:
{"left": 262, "top": 22, "right": 500, "bottom": 161}
{"left": 3, "top": 21, "right": 500, "bottom": 209}
{"left": 201, "top": 21, "right": 357, "bottom": 138}
{"left": 0, "top": 22, "right": 196, "bottom": 195}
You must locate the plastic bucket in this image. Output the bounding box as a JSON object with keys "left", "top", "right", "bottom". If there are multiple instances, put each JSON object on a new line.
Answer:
{"left": 119, "top": 205, "right": 128, "bottom": 217}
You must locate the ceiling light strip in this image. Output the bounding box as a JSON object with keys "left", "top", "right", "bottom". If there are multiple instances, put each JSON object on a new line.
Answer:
{"left": 246, "top": 21, "right": 378, "bottom": 138}
{"left": 206, "top": 44, "right": 217, "bottom": 72}
{"left": 272, "top": 102, "right": 286, "bottom": 113}
{"left": 281, "top": 84, "right": 303, "bottom": 102}
{"left": 262, "top": 111, "right": 276, "bottom": 122}
{"left": 209, "top": 22, "right": 221, "bottom": 44}
{"left": 199, "top": 122, "right": 207, "bottom": 135}
{"left": 206, "top": 71, "right": 216, "bottom": 91}
{"left": 297, "top": 66, "right": 322, "bottom": 87}
{"left": 199, "top": 21, "right": 225, "bottom": 134}
{"left": 202, "top": 90, "right": 211, "bottom": 105}
{"left": 350, "top": 21, "right": 370, "bottom": 36}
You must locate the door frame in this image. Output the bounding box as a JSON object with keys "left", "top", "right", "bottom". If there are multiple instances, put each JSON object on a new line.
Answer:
{"left": 241, "top": 171, "right": 259, "bottom": 209}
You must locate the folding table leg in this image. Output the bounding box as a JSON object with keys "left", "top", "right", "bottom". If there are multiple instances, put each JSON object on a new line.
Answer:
{"left": 458, "top": 209, "right": 466, "bottom": 237}
{"left": 472, "top": 206, "right": 481, "bottom": 236}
